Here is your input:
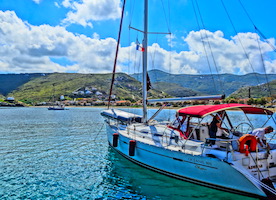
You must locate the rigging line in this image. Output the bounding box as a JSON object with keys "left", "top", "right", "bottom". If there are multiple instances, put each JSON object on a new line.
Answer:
{"left": 167, "top": 3, "right": 172, "bottom": 70}
{"left": 260, "top": 113, "right": 274, "bottom": 129}
{"left": 161, "top": 0, "right": 171, "bottom": 33}
{"left": 107, "top": 0, "right": 126, "bottom": 109}
{"left": 220, "top": 0, "right": 261, "bottom": 85}
{"left": 149, "top": 35, "right": 159, "bottom": 85}
{"left": 195, "top": 0, "right": 224, "bottom": 94}
{"left": 135, "top": 43, "right": 142, "bottom": 85}
{"left": 128, "top": 39, "right": 133, "bottom": 78}
{"left": 167, "top": 32, "right": 172, "bottom": 118}
{"left": 268, "top": 131, "right": 276, "bottom": 143}
{"left": 192, "top": 0, "right": 217, "bottom": 93}
{"left": 168, "top": 0, "right": 172, "bottom": 84}
{"left": 133, "top": 34, "right": 139, "bottom": 74}
{"left": 129, "top": 26, "right": 170, "bottom": 34}
{"left": 128, "top": 0, "right": 136, "bottom": 28}
{"left": 168, "top": 0, "right": 171, "bottom": 32}
{"left": 127, "top": 13, "right": 132, "bottom": 80}
{"left": 168, "top": 32, "right": 172, "bottom": 105}
{"left": 256, "top": 32, "right": 273, "bottom": 98}
{"left": 195, "top": 0, "right": 225, "bottom": 94}
{"left": 237, "top": 0, "right": 276, "bottom": 52}
{"left": 167, "top": 0, "right": 172, "bottom": 118}
{"left": 255, "top": 27, "right": 276, "bottom": 52}
{"left": 128, "top": 0, "right": 133, "bottom": 78}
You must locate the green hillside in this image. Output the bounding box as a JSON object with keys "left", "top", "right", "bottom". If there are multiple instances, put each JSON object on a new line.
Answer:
{"left": 8, "top": 73, "right": 167, "bottom": 103}
{"left": 2, "top": 70, "right": 275, "bottom": 103}
{"left": 229, "top": 80, "right": 276, "bottom": 99}
{"left": 132, "top": 70, "right": 276, "bottom": 96}
{"left": 152, "top": 82, "right": 203, "bottom": 97}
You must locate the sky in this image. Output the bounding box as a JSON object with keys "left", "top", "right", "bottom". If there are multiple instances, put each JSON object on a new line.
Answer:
{"left": 0, "top": 0, "right": 275, "bottom": 75}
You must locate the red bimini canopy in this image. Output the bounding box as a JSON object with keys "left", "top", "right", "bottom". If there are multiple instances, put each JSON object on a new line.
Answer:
{"left": 177, "top": 103, "right": 274, "bottom": 118}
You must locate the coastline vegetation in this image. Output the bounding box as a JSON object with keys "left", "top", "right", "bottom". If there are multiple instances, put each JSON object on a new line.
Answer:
{"left": 0, "top": 72, "right": 274, "bottom": 108}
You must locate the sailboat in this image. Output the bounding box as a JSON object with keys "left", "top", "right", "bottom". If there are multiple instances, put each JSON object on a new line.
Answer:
{"left": 101, "top": 0, "right": 276, "bottom": 198}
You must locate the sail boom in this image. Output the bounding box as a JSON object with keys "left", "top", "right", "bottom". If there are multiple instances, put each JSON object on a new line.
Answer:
{"left": 129, "top": 26, "right": 170, "bottom": 35}
{"left": 147, "top": 95, "right": 225, "bottom": 103}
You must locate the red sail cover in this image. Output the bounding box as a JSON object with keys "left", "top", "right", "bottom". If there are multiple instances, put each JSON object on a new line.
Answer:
{"left": 177, "top": 103, "right": 273, "bottom": 118}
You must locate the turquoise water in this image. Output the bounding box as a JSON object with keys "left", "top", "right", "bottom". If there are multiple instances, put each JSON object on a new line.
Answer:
{"left": 0, "top": 107, "right": 273, "bottom": 199}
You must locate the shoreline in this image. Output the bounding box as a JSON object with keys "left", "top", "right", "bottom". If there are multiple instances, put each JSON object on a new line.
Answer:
{"left": 8, "top": 105, "right": 275, "bottom": 112}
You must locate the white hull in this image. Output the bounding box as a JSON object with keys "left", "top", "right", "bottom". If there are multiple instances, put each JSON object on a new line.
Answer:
{"left": 105, "top": 123, "right": 271, "bottom": 198}
{"left": 101, "top": 0, "right": 276, "bottom": 198}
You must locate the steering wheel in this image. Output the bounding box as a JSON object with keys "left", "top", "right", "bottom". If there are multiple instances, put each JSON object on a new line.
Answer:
{"left": 233, "top": 122, "right": 254, "bottom": 135}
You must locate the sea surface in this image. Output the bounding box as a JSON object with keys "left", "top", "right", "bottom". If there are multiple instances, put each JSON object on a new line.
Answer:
{"left": 0, "top": 107, "right": 275, "bottom": 200}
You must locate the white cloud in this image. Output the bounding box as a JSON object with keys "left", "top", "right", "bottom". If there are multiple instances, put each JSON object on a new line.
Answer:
{"left": 61, "top": 0, "right": 71, "bottom": 8}
{"left": 117, "top": 30, "right": 276, "bottom": 75}
{"left": 61, "top": 0, "right": 122, "bottom": 27}
{"left": 0, "top": 11, "right": 117, "bottom": 73}
{"left": 182, "top": 30, "right": 276, "bottom": 74}
{"left": 54, "top": 2, "right": 60, "bottom": 8}
{"left": 264, "top": 60, "right": 276, "bottom": 74}
{"left": 92, "top": 32, "right": 100, "bottom": 40}
{"left": 0, "top": 11, "right": 275, "bottom": 75}
{"left": 166, "top": 34, "right": 176, "bottom": 47}
{"left": 32, "top": 0, "right": 42, "bottom": 4}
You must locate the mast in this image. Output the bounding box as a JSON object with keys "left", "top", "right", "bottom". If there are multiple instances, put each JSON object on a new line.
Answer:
{"left": 107, "top": 0, "right": 126, "bottom": 109}
{"left": 142, "top": 0, "right": 148, "bottom": 123}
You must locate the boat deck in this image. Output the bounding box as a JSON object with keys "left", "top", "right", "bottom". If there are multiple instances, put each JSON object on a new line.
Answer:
{"left": 119, "top": 123, "right": 232, "bottom": 156}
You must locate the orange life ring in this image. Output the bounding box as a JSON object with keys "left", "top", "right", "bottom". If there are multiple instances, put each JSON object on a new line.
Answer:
{"left": 239, "top": 134, "right": 257, "bottom": 153}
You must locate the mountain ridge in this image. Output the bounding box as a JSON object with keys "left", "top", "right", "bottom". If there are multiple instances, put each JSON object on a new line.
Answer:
{"left": 0, "top": 70, "right": 275, "bottom": 103}
{"left": 131, "top": 69, "right": 276, "bottom": 96}
{"left": 6, "top": 72, "right": 169, "bottom": 103}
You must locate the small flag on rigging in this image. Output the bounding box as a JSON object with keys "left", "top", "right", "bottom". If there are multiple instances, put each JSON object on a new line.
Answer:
{"left": 136, "top": 44, "right": 145, "bottom": 52}
{"left": 136, "top": 40, "right": 145, "bottom": 52}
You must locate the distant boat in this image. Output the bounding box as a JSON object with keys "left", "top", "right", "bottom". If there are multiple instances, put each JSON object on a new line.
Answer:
{"left": 101, "top": 0, "right": 276, "bottom": 199}
{"left": 48, "top": 83, "right": 66, "bottom": 110}
{"left": 48, "top": 105, "right": 65, "bottom": 110}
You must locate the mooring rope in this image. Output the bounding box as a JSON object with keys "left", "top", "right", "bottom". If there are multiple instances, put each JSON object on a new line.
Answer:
{"left": 92, "top": 123, "right": 105, "bottom": 142}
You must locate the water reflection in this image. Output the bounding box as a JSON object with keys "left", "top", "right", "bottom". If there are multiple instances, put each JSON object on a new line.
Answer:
{"left": 99, "top": 147, "right": 257, "bottom": 200}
